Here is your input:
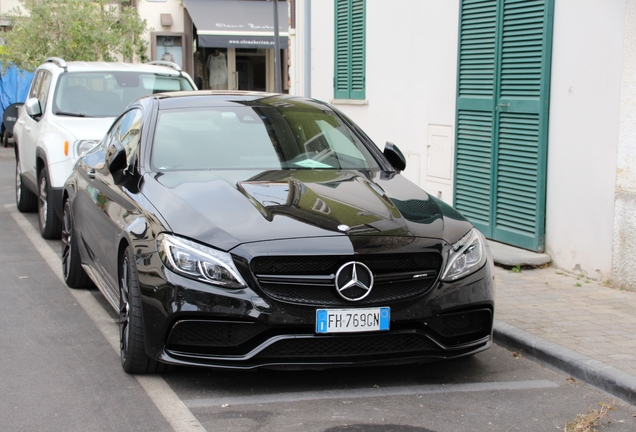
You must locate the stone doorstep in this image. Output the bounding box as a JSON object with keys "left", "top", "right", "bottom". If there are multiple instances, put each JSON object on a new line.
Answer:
{"left": 487, "top": 240, "right": 551, "bottom": 267}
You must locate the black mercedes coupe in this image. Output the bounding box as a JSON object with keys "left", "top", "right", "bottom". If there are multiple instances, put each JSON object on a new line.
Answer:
{"left": 62, "top": 91, "right": 495, "bottom": 374}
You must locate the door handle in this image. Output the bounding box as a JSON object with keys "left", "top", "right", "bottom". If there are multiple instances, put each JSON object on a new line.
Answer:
{"left": 87, "top": 169, "right": 96, "bottom": 179}
{"left": 496, "top": 103, "right": 510, "bottom": 111}
{"left": 25, "top": 126, "right": 31, "bottom": 131}
{"left": 18, "top": 120, "right": 25, "bottom": 125}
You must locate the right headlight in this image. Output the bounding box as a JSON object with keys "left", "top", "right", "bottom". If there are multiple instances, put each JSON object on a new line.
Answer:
{"left": 441, "top": 228, "right": 488, "bottom": 281}
{"left": 75, "top": 139, "right": 100, "bottom": 158}
{"left": 157, "top": 233, "right": 247, "bottom": 288}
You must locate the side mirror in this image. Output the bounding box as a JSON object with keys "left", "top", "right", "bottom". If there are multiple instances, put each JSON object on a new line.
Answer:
{"left": 24, "top": 98, "right": 42, "bottom": 118}
{"left": 106, "top": 140, "right": 127, "bottom": 185}
{"left": 383, "top": 142, "right": 406, "bottom": 171}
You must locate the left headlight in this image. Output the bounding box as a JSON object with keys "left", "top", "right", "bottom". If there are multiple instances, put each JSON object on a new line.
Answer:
{"left": 157, "top": 233, "right": 247, "bottom": 288}
{"left": 441, "top": 228, "right": 488, "bottom": 282}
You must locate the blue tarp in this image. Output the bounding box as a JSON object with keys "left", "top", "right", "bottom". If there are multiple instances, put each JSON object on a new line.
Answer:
{"left": 0, "top": 65, "right": 34, "bottom": 129}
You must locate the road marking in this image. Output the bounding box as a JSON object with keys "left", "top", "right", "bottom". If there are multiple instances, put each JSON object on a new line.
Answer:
{"left": 183, "top": 380, "right": 559, "bottom": 409}
{"left": 9, "top": 209, "right": 205, "bottom": 432}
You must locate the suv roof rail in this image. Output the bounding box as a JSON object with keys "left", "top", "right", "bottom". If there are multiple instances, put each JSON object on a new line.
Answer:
{"left": 145, "top": 60, "right": 182, "bottom": 72}
{"left": 45, "top": 57, "right": 68, "bottom": 72}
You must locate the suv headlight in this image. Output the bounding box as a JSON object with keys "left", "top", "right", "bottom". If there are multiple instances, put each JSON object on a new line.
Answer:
{"left": 157, "top": 233, "right": 247, "bottom": 288}
{"left": 76, "top": 140, "right": 100, "bottom": 158}
{"left": 441, "top": 228, "right": 488, "bottom": 281}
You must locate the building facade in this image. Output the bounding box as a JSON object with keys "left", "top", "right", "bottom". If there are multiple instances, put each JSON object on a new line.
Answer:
{"left": 136, "top": 0, "right": 289, "bottom": 93}
{"left": 289, "top": 0, "right": 636, "bottom": 290}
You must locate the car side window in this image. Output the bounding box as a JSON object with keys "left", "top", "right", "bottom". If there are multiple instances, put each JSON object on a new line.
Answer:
{"left": 110, "top": 109, "right": 143, "bottom": 170}
{"left": 28, "top": 71, "right": 43, "bottom": 100}
{"left": 37, "top": 72, "right": 53, "bottom": 113}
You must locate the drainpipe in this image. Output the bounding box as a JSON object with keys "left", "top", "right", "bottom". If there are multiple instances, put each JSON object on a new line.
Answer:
{"left": 304, "top": 0, "right": 311, "bottom": 97}
{"left": 273, "top": 0, "right": 282, "bottom": 93}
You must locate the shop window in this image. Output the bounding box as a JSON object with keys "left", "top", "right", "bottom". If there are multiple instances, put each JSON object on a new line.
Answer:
{"left": 152, "top": 33, "right": 184, "bottom": 68}
{"left": 334, "top": 0, "right": 365, "bottom": 100}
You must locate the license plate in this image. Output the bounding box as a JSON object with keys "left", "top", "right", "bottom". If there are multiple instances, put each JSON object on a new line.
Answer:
{"left": 316, "top": 307, "right": 390, "bottom": 334}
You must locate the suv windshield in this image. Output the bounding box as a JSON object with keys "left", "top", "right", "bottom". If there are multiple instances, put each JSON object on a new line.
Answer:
{"left": 152, "top": 106, "right": 382, "bottom": 171}
{"left": 53, "top": 72, "right": 193, "bottom": 118}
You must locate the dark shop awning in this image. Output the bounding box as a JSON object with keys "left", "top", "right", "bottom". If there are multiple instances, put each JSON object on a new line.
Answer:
{"left": 184, "top": 0, "right": 289, "bottom": 49}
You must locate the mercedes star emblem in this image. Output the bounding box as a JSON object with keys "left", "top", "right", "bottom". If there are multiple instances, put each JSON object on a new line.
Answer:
{"left": 335, "top": 261, "right": 374, "bottom": 301}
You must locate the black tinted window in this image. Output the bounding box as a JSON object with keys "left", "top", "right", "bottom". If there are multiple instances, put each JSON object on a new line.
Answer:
{"left": 151, "top": 106, "right": 380, "bottom": 171}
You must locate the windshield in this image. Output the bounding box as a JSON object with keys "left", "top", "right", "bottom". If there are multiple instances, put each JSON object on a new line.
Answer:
{"left": 151, "top": 106, "right": 382, "bottom": 171}
{"left": 53, "top": 72, "right": 193, "bottom": 118}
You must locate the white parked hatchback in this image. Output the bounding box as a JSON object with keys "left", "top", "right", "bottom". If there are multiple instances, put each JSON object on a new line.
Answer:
{"left": 14, "top": 57, "right": 197, "bottom": 238}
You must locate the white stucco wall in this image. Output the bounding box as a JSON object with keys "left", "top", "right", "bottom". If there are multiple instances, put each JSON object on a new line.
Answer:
{"left": 0, "top": 0, "right": 22, "bottom": 15}
{"left": 300, "top": 0, "right": 459, "bottom": 202}
{"left": 289, "top": 0, "right": 307, "bottom": 97}
{"left": 545, "top": 0, "right": 625, "bottom": 279}
{"left": 614, "top": 0, "right": 636, "bottom": 290}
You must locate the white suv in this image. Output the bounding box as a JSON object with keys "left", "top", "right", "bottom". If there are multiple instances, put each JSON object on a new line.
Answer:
{"left": 14, "top": 57, "right": 196, "bottom": 238}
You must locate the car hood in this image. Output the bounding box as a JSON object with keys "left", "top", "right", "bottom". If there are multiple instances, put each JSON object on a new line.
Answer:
{"left": 141, "top": 169, "right": 473, "bottom": 251}
{"left": 53, "top": 116, "right": 115, "bottom": 140}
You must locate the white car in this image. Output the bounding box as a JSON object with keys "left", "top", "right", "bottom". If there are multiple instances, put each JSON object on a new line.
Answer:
{"left": 14, "top": 57, "right": 197, "bottom": 238}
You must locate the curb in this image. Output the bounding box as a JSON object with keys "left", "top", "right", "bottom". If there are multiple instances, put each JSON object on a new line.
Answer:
{"left": 487, "top": 240, "right": 551, "bottom": 267}
{"left": 493, "top": 320, "right": 636, "bottom": 406}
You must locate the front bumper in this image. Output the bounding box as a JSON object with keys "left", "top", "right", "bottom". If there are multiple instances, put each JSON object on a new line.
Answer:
{"left": 135, "top": 249, "right": 495, "bottom": 370}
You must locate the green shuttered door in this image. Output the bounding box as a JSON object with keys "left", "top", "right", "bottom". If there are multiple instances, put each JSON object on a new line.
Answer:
{"left": 454, "top": 0, "right": 554, "bottom": 252}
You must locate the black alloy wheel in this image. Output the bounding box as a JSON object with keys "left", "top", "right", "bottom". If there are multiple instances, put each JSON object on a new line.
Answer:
{"left": 15, "top": 157, "right": 37, "bottom": 212}
{"left": 120, "top": 247, "right": 172, "bottom": 374}
{"left": 38, "top": 168, "right": 62, "bottom": 239}
{"left": 61, "top": 199, "right": 92, "bottom": 288}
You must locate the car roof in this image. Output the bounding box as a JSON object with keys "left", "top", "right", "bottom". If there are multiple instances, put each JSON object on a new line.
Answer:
{"left": 150, "top": 91, "right": 331, "bottom": 110}
{"left": 38, "top": 60, "right": 183, "bottom": 76}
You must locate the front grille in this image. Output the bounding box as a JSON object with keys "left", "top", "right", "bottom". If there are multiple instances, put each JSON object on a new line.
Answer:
{"left": 257, "top": 332, "right": 438, "bottom": 358}
{"left": 167, "top": 320, "right": 269, "bottom": 348}
{"left": 252, "top": 256, "right": 335, "bottom": 275}
{"left": 251, "top": 253, "right": 442, "bottom": 306}
{"left": 261, "top": 279, "right": 431, "bottom": 305}
{"left": 251, "top": 253, "right": 440, "bottom": 275}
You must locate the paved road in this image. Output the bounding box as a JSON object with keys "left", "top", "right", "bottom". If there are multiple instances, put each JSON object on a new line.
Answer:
{"left": 1, "top": 145, "right": 634, "bottom": 431}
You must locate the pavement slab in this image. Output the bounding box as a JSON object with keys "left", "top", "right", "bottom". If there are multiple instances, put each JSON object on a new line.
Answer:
{"left": 494, "top": 265, "right": 636, "bottom": 404}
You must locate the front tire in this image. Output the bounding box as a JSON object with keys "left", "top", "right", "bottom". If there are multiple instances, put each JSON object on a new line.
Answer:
{"left": 61, "top": 199, "right": 92, "bottom": 288}
{"left": 15, "top": 157, "right": 37, "bottom": 212}
{"left": 38, "top": 168, "right": 62, "bottom": 239}
{"left": 120, "top": 247, "right": 172, "bottom": 374}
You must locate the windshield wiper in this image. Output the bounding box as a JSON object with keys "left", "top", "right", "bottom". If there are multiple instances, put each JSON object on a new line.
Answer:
{"left": 55, "top": 111, "right": 87, "bottom": 117}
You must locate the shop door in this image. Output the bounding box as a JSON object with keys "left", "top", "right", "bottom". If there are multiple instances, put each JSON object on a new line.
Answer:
{"left": 236, "top": 49, "right": 267, "bottom": 91}
{"left": 200, "top": 48, "right": 268, "bottom": 91}
{"left": 453, "top": 0, "right": 554, "bottom": 252}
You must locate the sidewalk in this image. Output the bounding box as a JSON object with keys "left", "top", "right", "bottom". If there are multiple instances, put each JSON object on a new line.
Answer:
{"left": 493, "top": 264, "right": 636, "bottom": 406}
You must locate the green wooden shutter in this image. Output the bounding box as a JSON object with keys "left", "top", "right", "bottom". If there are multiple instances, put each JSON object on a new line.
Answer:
{"left": 350, "top": 0, "right": 365, "bottom": 100}
{"left": 334, "top": 0, "right": 365, "bottom": 100}
{"left": 492, "top": 0, "right": 553, "bottom": 250}
{"left": 454, "top": 0, "right": 553, "bottom": 252}
{"left": 335, "top": 0, "right": 351, "bottom": 99}
{"left": 455, "top": 0, "right": 498, "bottom": 237}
